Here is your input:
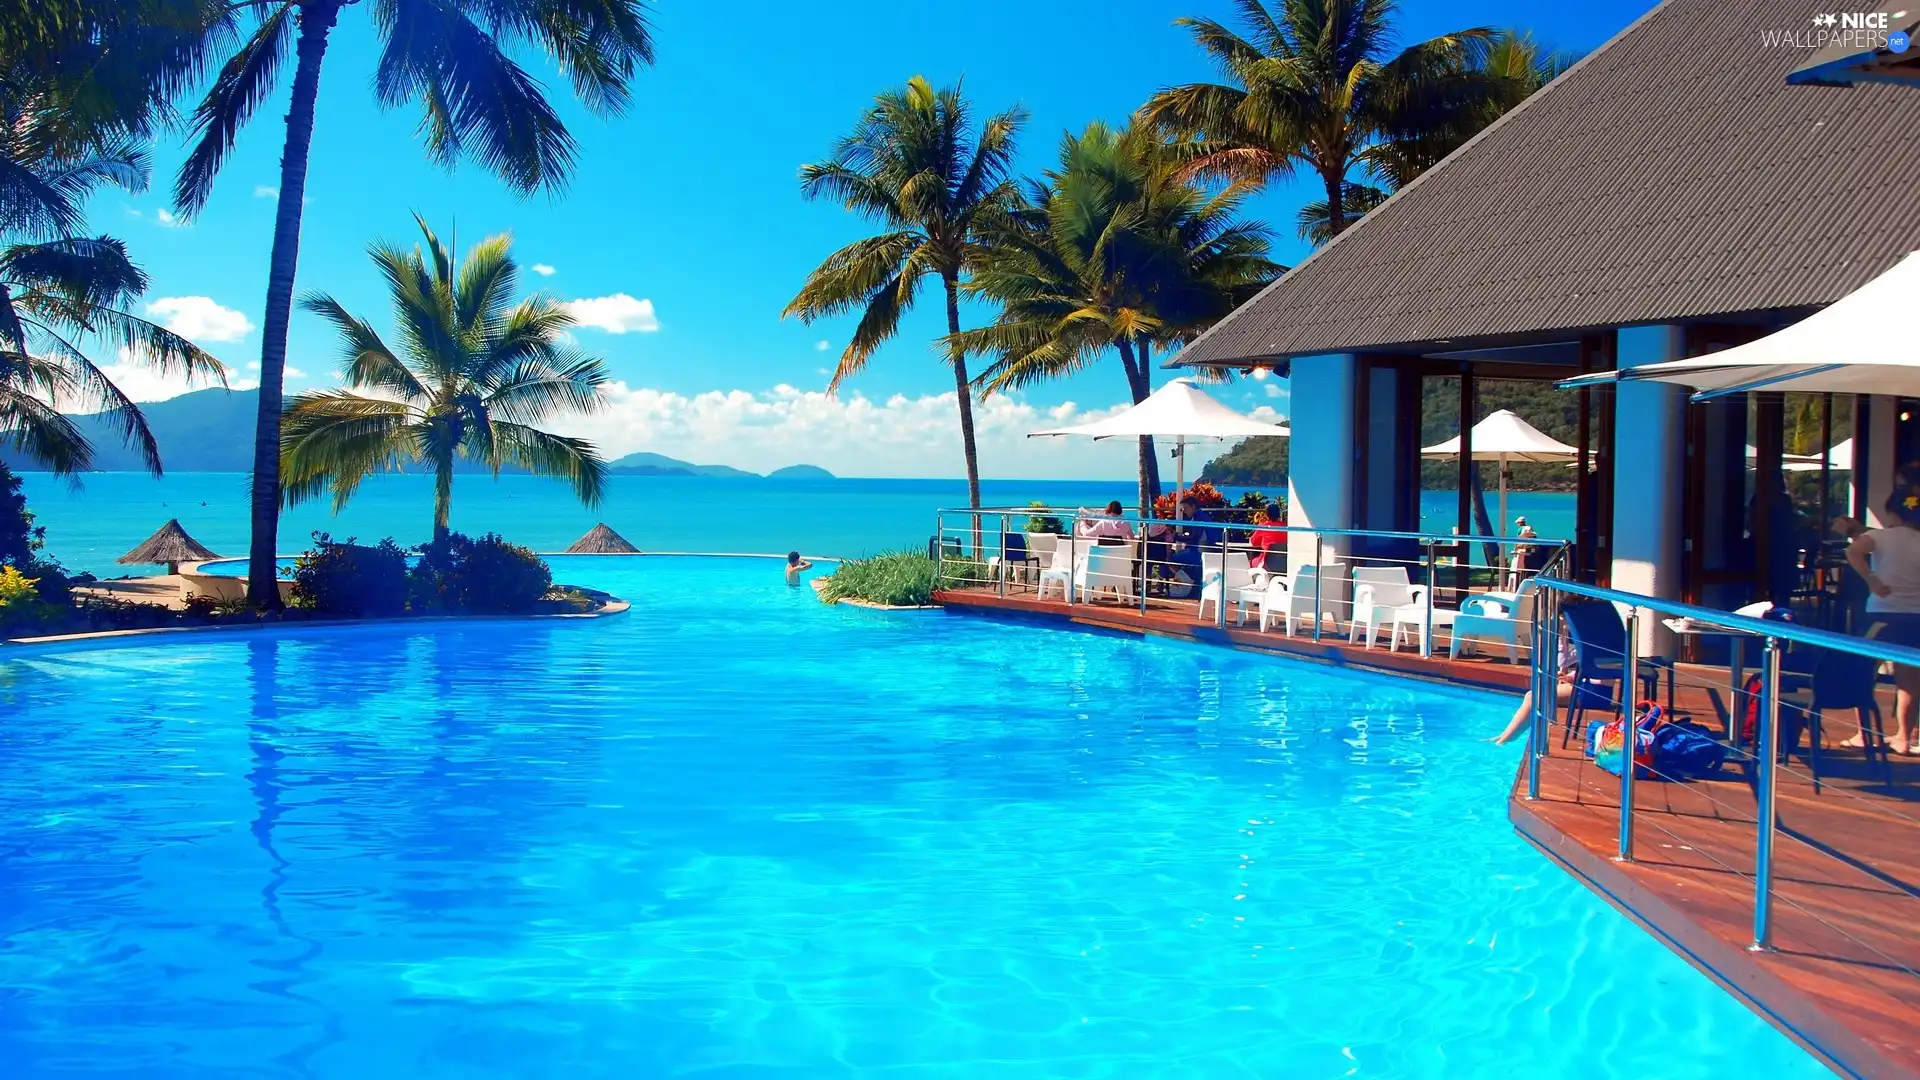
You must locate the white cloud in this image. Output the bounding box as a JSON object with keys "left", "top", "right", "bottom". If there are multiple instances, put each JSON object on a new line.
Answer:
{"left": 542, "top": 382, "right": 1216, "bottom": 480}
{"left": 254, "top": 185, "right": 278, "bottom": 199}
{"left": 284, "top": 366, "right": 307, "bottom": 380}
{"left": 245, "top": 361, "right": 260, "bottom": 370}
{"left": 84, "top": 346, "right": 257, "bottom": 404}
{"left": 1264, "top": 383, "right": 1283, "bottom": 398}
{"left": 815, "top": 340, "right": 830, "bottom": 352}
{"left": 563, "top": 293, "right": 659, "bottom": 334}
{"left": 146, "top": 296, "right": 255, "bottom": 342}
{"left": 530, "top": 263, "right": 557, "bottom": 277}
{"left": 155, "top": 208, "right": 182, "bottom": 228}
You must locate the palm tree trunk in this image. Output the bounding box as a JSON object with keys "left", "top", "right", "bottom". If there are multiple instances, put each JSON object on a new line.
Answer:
{"left": 1116, "top": 337, "right": 1159, "bottom": 515}
{"left": 246, "top": 0, "right": 341, "bottom": 609}
{"left": 1321, "top": 169, "right": 1347, "bottom": 238}
{"left": 943, "top": 273, "right": 983, "bottom": 556}
{"left": 434, "top": 460, "right": 453, "bottom": 547}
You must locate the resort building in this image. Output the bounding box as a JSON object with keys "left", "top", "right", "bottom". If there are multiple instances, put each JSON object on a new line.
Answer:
{"left": 1173, "top": 0, "right": 1920, "bottom": 652}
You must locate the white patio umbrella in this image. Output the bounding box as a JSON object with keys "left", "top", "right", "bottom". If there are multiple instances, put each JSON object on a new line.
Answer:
{"left": 1562, "top": 250, "right": 1920, "bottom": 400}
{"left": 1029, "top": 378, "right": 1290, "bottom": 504}
{"left": 1421, "top": 410, "right": 1578, "bottom": 537}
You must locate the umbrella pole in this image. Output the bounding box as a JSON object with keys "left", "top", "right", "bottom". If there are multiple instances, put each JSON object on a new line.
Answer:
{"left": 1499, "top": 453, "right": 1510, "bottom": 577}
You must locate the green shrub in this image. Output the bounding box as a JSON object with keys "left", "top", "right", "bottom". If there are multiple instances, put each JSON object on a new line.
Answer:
{"left": 822, "top": 549, "right": 938, "bottom": 606}
{"left": 290, "top": 533, "right": 410, "bottom": 617}
{"left": 412, "top": 532, "right": 553, "bottom": 614}
{"left": 1024, "top": 501, "right": 1066, "bottom": 535}
{"left": 0, "top": 463, "right": 73, "bottom": 603}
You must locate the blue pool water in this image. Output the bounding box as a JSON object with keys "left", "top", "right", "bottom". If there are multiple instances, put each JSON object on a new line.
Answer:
{"left": 0, "top": 557, "right": 1821, "bottom": 1079}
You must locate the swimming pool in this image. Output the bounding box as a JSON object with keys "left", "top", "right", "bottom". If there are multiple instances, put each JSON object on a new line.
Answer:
{"left": 0, "top": 556, "right": 1823, "bottom": 1078}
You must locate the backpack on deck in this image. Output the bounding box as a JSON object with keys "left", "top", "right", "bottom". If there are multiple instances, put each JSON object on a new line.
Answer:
{"left": 1739, "top": 672, "right": 1808, "bottom": 754}
{"left": 1589, "top": 702, "right": 1661, "bottom": 779}
{"left": 1652, "top": 719, "right": 1726, "bottom": 777}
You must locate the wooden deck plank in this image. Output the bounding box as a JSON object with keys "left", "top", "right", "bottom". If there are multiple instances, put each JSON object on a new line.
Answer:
{"left": 937, "top": 584, "right": 1920, "bottom": 1079}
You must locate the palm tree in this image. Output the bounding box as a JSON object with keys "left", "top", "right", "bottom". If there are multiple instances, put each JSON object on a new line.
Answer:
{"left": 173, "top": 0, "right": 655, "bottom": 607}
{"left": 281, "top": 216, "right": 609, "bottom": 543}
{"left": 0, "top": 68, "right": 225, "bottom": 475}
{"left": 785, "top": 76, "right": 1025, "bottom": 514}
{"left": 1142, "top": 0, "right": 1506, "bottom": 239}
{"left": 961, "top": 123, "right": 1279, "bottom": 512}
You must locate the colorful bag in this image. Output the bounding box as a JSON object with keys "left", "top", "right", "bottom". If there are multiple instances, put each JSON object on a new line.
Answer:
{"left": 1590, "top": 702, "right": 1660, "bottom": 779}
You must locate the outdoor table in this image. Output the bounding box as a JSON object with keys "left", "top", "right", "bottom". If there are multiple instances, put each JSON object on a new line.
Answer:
{"left": 1663, "top": 617, "right": 1756, "bottom": 750}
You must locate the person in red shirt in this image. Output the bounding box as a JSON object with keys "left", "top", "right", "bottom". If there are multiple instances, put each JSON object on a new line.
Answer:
{"left": 1248, "top": 503, "right": 1286, "bottom": 572}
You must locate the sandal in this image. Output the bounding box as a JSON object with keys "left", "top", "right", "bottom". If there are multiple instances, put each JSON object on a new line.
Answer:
{"left": 1840, "top": 734, "right": 1870, "bottom": 749}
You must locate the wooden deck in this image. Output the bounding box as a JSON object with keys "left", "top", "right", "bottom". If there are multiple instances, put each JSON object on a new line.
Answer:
{"left": 937, "top": 584, "right": 1920, "bottom": 1079}
{"left": 933, "top": 585, "right": 1532, "bottom": 692}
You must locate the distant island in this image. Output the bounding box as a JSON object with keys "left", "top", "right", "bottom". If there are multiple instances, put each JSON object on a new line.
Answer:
{"left": 0, "top": 388, "right": 835, "bottom": 480}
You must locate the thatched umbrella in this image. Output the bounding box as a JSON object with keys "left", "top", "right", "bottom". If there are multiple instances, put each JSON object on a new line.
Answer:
{"left": 564, "top": 523, "right": 640, "bottom": 554}
{"left": 119, "top": 519, "right": 219, "bottom": 574}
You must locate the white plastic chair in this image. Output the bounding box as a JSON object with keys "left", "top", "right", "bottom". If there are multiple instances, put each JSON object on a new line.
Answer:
{"left": 1075, "top": 544, "right": 1135, "bottom": 603}
{"left": 1350, "top": 566, "right": 1426, "bottom": 650}
{"left": 1198, "top": 551, "right": 1256, "bottom": 622}
{"left": 1036, "top": 543, "right": 1076, "bottom": 601}
{"left": 1025, "top": 532, "right": 1059, "bottom": 570}
{"left": 1448, "top": 588, "right": 1536, "bottom": 662}
{"left": 1257, "top": 563, "right": 1345, "bottom": 636}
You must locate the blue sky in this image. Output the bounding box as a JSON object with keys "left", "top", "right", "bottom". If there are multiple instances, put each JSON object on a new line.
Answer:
{"left": 99, "top": 0, "right": 1641, "bottom": 479}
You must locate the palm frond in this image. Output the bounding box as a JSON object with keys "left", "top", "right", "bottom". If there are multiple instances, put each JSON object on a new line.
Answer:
{"left": 373, "top": 0, "right": 575, "bottom": 194}
{"left": 279, "top": 390, "right": 416, "bottom": 512}
{"left": 0, "top": 379, "right": 92, "bottom": 475}
{"left": 485, "top": 420, "right": 606, "bottom": 507}
{"left": 300, "top": 292, "right": 429, "bottom": 400}
{"left": 174, "top": 2, "right": 294, "bottom": 215}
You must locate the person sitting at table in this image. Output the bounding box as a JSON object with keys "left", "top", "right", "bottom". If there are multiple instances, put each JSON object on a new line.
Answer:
{"left": 1247, "top": 502, "right": 1286, "bottom": 572}
{"left": 1844, "top": 493, "right": 1920, "bottom": 754}
{"left": 1163, "top": 495, "right": 1213, "bottom": 598}
{"left": 1076, "top": 500, "right": 1135, "bottom": 544}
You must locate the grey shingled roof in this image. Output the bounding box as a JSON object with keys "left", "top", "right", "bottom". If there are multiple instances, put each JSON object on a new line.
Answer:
{"left": 1177, "top": 0, "right": 1920, "bottom": 367}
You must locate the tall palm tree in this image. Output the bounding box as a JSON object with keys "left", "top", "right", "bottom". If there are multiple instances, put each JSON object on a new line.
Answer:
{"left": 1141, "top": 0, "right": 1505, "bottom": 239}
{"left": 785, "top": 76, "right": 1025, "bottom": 513}
{"left": 281, "top": 216, "right": 609, "bottom": 543}
{"left": 1293, "top": 25, "right": 1567, "bottom": 244}
{"left": 0, "top": 68, "right": 225, "bottom": 475}
{"left": 173, "top": 0, "right": 655, "bottom": 606}
{"left": 962, "top": 123, "right": 1279, "bottom": 512}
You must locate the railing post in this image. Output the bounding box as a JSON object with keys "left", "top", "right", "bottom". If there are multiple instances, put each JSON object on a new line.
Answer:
{"left": 1617, "top": 606, "right": 1640, "bottom": 862}
{"left": 1067, "top": 513, "right": 1080, "bottom": 608}
{"left": 1526, "top": 583, "right": 1547, "bottom": 800}
{"left": 935, "top": 510, "right": 945, "bottom": 591}
{"left": 1216, "top": 524, "right": 1230, "bottom": 630}
{"left": 1139, "top": 512, "right": 1150, "bottom": 617}
{"left": 1312, "top": 532, "right": 1324, "bottom": 642}
{"left": 1421, "top": 540, "right": 1436, "bottom": 660}
{"left": 997, "top": 513, "right": 1009, "bottom": 599}
{"left": 1753, "top": 635, "right": 1782, "bottom": 951}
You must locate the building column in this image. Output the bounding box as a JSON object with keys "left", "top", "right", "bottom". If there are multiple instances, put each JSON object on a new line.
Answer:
{"left": 1286, "top": 353, "right": 1356, "bottom": 573}
{"left": 1611, "top": 326, "right": 1688, "bottom": 656}
{"left": 1861, "top": 396, "right": 1898, "bottom": 527}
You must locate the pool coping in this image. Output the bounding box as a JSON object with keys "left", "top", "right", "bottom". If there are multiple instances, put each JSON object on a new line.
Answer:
{"left": 808, "top": 578, "right": 938, "bottom": 611}
{"left": 3, "top": 597, "right": 630, "bottom": 650}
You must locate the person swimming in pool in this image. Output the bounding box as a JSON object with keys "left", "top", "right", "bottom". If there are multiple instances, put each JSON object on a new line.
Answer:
{"left": 785, "top": 551, "right": 814, "bottom": 585}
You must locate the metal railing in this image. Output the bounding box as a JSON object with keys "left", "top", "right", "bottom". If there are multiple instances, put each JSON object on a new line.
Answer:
{"left": 1523, "top": 576, "right": 1920, "bottom": 956}
{"left": 933, "top": 505, "right": 1560, "bottom": 661}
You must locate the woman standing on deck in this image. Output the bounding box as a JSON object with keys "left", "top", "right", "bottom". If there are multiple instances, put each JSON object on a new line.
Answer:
{"left": 1844, "top": 493, "right": 1920, "bottom": 754}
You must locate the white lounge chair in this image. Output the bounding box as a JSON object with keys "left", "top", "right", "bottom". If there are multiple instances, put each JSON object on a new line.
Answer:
{"left": 1350, "top": 566, "right": 1426, "bottom": 650}
{"left": 1256, "top": 562, "right": 1347, "bottom": 636}
{"left": 1075, "top": 543, "right": 1135, "bottom": 603}
{"left": 1036, "top": 543, "right": 1076, "bottom": 601}
{"left": 1198, "top": 551, "right": 1259, "bottom": 623}
{"left": 1448, "top": 588, "right": 1536, "bottom": 662}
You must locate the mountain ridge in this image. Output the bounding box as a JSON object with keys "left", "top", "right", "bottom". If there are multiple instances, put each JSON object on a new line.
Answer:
{"left": 0, "top": 388, "right": 835, "bottom": 480}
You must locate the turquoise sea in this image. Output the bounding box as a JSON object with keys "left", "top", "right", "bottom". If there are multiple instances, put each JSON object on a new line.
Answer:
{"left": 18, "top": 472, "right": 1578, "bottom": 577}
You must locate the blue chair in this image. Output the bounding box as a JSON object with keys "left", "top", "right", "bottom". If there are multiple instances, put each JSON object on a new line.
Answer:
{"left": 1558, "top": 602, "right": 1672, "bottom": 749}
{"left": 998, "top": 532, "right": 1038, "bottom": 587}
{"left": 1780, "top": 645, "right": 1888, "bottom": 793}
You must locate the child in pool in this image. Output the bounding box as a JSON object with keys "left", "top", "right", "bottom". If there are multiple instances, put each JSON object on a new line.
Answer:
{"left": 785, "top": 551, "right": 813, "bottom": 585}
